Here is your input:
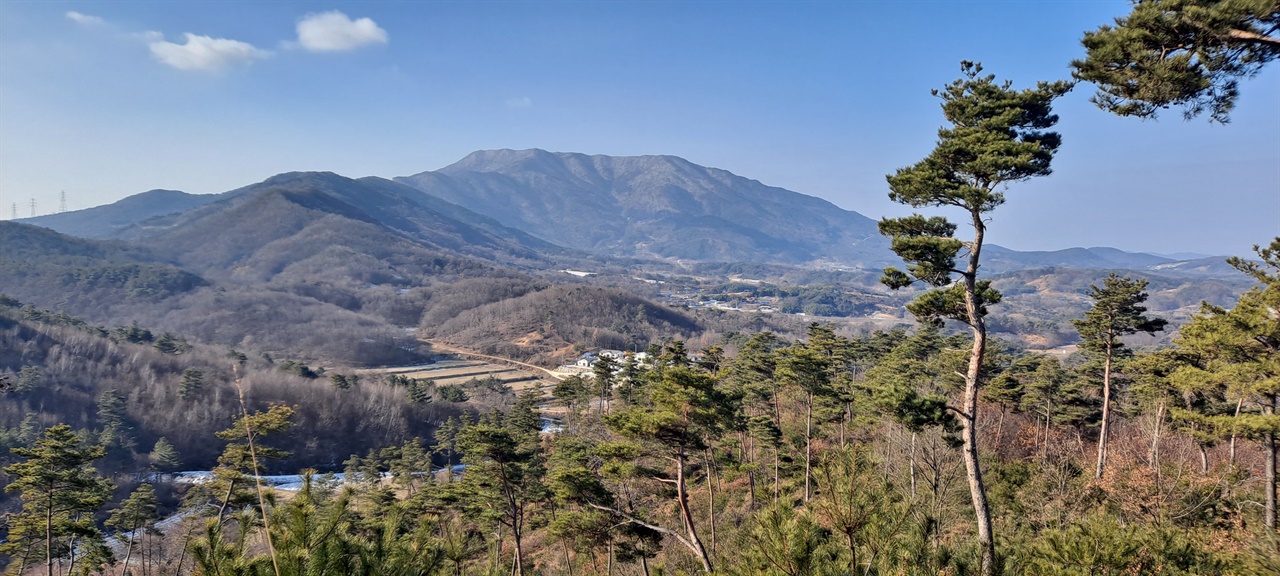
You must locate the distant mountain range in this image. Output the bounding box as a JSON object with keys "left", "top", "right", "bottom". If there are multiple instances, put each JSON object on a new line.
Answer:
{"left": 16, "top": 149, "right": 1237, "bottom": 277}
{"left": 3, "top": 148, "right": 1257, "bottom": 364}
{"left": 18, "top": 188, "right": 219, "bottom": 239}
{"left": 113, "top": 172, "right": 560, "bottom": 278}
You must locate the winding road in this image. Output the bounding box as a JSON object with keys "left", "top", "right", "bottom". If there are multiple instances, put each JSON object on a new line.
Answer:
{"left": 423, "top": 339, "right": 565, "bottom": 381}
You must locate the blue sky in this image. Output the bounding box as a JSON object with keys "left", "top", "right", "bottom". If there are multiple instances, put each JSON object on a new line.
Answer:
{"left": 1, "top": 1, "right": 1276, "bottom": 256}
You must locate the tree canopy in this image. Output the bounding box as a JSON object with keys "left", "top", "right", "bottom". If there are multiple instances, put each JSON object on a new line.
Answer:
{"left": 1072, "top": 0, "right": 1280, "bottom": 122}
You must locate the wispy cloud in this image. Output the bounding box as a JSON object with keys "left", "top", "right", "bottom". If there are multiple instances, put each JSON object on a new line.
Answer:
{"left": 65, "top": 11, "right": 105, "bottom": 27}
{"left": 295, "top": 11, "right": 387, "bottom": 52}
{"left": 506, "top": 97, "right": 533, "bottom": 108}
{"left": 133, "top": 31, "right": 164, "bottom": 43}
{"left": 148, "top": 33, "right": 270, "bottom": 72}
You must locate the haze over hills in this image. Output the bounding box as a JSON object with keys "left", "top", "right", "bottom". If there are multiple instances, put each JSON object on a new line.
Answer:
{"left": 397, "top": 148, "right": 893, "bottom": 266}
{"left": 1, "top": 150, "right": 1260, "bottom": 367}
{"left": 17, "top": 148, "right": 1239, "bottom": 278}
{"left": 394, "top": 149, "right": 1240, "bottom": 275}
{"left": 16, "top": 189, "right": 220, "bottom": 239}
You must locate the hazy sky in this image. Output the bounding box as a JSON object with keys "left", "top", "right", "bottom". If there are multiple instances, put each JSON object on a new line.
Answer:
{"left": 1, "top": 1, "right": 1276, "bottom": 256}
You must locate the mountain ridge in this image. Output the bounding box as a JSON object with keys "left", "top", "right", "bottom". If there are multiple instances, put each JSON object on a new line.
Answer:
{"left": 15, "top": 189, "right": 219, "bottom": 239}
{"left": 12, "top": 149, "right": 1238, "bottom": 277}
{"left": 399, "top": 148, "right": 891, "bottom": 265}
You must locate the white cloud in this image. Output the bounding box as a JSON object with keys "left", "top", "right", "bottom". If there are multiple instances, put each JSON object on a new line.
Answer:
{"left": 148, "top": 33, "right": 270, "bottom": 71}
{"left": 506, "top": 97, "right": 533, "bottom": 108}
{"left": 295, "top": 11, "right": 387, "bottom": 52}
{"left": 65, "top": 11, "right": 105, "bottom": 27}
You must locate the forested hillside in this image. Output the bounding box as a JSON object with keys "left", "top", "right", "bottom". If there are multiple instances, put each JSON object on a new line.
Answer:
{"left": 5, "top": 257, "right": 1278, "bottom": 574}
{"left": 0, "top": 298, "right": 463, "bottom": 472}
{"left": 0, "top": 221, "right": 430, "bottom": 365}
{"left": 426, "top": 284, "right": 704, "bottom": 365}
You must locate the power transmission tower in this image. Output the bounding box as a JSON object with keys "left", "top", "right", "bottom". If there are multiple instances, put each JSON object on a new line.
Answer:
{"left": 59, "top": 190, "right": 67, "bottom": 213}
{"left": 9, "top": 203, "right": 15, "bottom": 220}
{"left": 29, "top": 199, "right": 36, "bottom": 217}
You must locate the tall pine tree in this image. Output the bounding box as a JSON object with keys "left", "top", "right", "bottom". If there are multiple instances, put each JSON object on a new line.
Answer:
{"left": 1072, "top": 274, "right": 1166, "bottom": 479}
{"left": 878, "top": 61, "right": 1071, "bottom": 575}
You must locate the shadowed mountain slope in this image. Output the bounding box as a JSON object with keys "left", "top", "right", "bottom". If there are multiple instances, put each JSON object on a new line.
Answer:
{"left": 0, "top": 222, "right": 207, "bottom": 317}
{"left": 118, "top": 172, "right": 557, "bottom": 279}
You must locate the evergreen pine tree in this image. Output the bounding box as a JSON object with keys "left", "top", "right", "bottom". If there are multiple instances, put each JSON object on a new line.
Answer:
{"left": 178, "top": 368, "right": 204, "bottom": 399}
{"left": 1072, "top": 274, "right": 1167, "bottom": 479}
{"left": 1, "top": 424, "right": 115, "bottom": 576}
{"left": 1172, "top": 238, "right": 1280, "bottom": 529}
{"left": 593, "top": 354, "right": 619, "bottom": 413}
{"left": 877, "top": 61, "right": 1071, "bottom": 575}
{"left": 1072, "top": 0, "right": 1280, "bottom": 122}
{"left": 106, "top": 483, "right": 159, "bottom": 575}
{"left": 150, "top": 437, "right": 182, "bottom": 471}
{"left": 96, "top": 388, "right": 135, "bottom": 454}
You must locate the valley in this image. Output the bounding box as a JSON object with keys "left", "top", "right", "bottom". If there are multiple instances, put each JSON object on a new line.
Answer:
{"left": 0, "top": 148, "right": 1273, "bottom": 576}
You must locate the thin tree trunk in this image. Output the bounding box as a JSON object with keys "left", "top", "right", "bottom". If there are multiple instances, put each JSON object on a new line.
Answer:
{"left": 641, "top": 556, "right": 651, "bottom": 576}
{"left": 122, "top": 521, "right": 137, "bottom": 576}
{"left": 16, "top": 539, "right": 33, "bottom": 576}
{"left": 773, "top": 384, "right": 781, "bottom": 500}
{"left": 994, "top": 407, "right": 1006, "bottom": 453}
{"left": 704, "top": 448, "right": 717, "bottom": 555}
{"left": 14, "top": 544, "right": 29, "bottom": 575}
{"left": 961, "top": 212, "right": 996, "bottom": 576}
{"left": 551, "top": 503, "right": 574, "bottom": 576}
{"left": 235, "top": 375, "right": 281, "bottom": 576}
{"left": 215, "top": 479, "right": 236, "bottom": 525}
{"left": 172, "top": 525, "right": 193, "bottom": 576}
{"left": 675, "top": 453, "right": 714, "bottom": 573}
{"left": 47, "top": 498, "right": 54, "bottom": 576}
{"left": 1095, "top": 340, "right": 1114, "bottom": 479}
{"left": 1267, "top": 394, "right": 1277, "bottom": 531}
{"left": 1038, "top": 412, "right": 1047, "bottom": 461}
{"left": 1229, "top": 396, "right": 1244, "bottom": 467}
{"left": 840, "top": 404, "right": 848, "bottom": 449}
{"left": 492, "top": 524, "right": 502, "bottom": 576}
{"left": 747, "top": 430, "right": 757, "bottom": 507}
{"left": 513, "top": 530, "right": 525, "bottom": 576}
{"left": 1149, "top": 402, "right": 1165, "bottom": 469}
{"left": 805, "top": 390, "right": 813, "bottom": 502}
{"left": 64, "top": 535, "right": 76, "bottom": 576}
{"left": 910, "top": 432, "right": 918, "bottom": 500}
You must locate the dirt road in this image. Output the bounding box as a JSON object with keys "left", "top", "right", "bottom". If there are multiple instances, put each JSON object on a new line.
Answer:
{"left": 424, "top": 340, "right": 564, "bottom": 381}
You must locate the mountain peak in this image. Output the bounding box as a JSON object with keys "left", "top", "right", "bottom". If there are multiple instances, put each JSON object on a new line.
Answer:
{"left": 442, "top": 149, "right": 702, "bottom": 176}
{"left": 255, "top": 171, "right": 351, "bottom": 189}
{"left": 444, "top": 149, "right": 560, "bottom": 173}
{"left": 401, "top": 150, "right": 887, "bottom": 264}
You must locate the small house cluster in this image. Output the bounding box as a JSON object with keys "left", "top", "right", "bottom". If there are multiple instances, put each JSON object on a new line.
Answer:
{"left": 554, "top": 349, "right": 649, "bottom": 377}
